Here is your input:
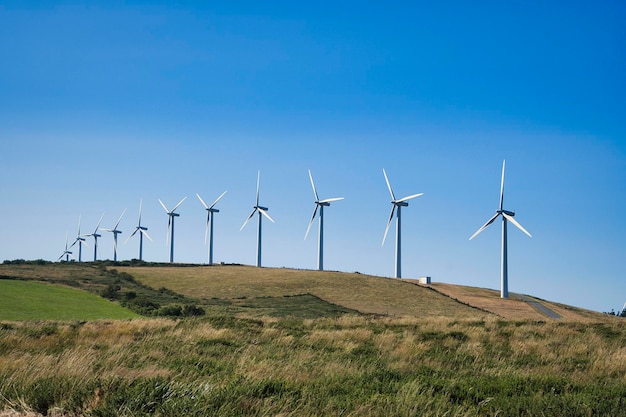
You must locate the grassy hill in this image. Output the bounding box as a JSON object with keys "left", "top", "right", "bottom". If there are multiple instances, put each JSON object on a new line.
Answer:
{"left": 117, "top": 264, "right": 606, "bottom": 321}
{"left": 0, "top": 280, "right": 139, "bottom": 320}
{"left": 1, "top": 261, "right": 623, "bottom": 416}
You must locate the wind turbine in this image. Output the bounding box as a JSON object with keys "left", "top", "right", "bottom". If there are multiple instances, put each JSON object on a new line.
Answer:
{"left": 304, "top": 170, "right": 343, "bottom": 271}
{"left": 86, "top": 213, "right": 105, "bottom": 262}
{"left": 125, "top": 199, "right": 152, "bottom": 261}
{"left": 382, "top": 169, "right": 423, "bottom": 279}
{"left": 58, "top": 232, "right": 74, "bottom": 262}
{"left": 69, "top": 215, "right": 88, "bottom": 262}
{"left": 469, "top": 160, "right": 532, "bottom": 298}
{"left": 159, "top": 197, "right": 187, "bottom": 263}
{"left": 240, "top": 171, "right": 274, "bottom": 267}
{"left": 197, "top": 191, "right": 227, "bottom": 265}
{"left": 102, "top": 209, "right": 126, "bottom": 261}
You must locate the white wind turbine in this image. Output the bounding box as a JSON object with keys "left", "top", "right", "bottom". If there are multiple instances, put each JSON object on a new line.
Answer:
{"left": 125, "top": 199, "right": 152, "bottom": 261}
{"left": 159, "top": 197, "right": 187, "bottom": 263}
{"left": 101, "top": 209, "right": 126, "bottom": 261}
{"left": 240, "top": 171, "right": 274, "bottom": 267}
{"left": 69, "top": 215, "right": 88, "bottom": 262}
{"left": 382, "top": 169, "right": 423, "bottom": 279}
{"left": 469, "top": 160, "right": 532, "bottom": 298}
{"left": 304, "top": 170, "right": 343, "bottom": 271}
{"left": 85, "top": 213, "right": 105, "bottom": 262}
{"left": 58, "top": 232, "right": 74, "bottom": 262}
{"left": 196, "top": 191, "right": 227, "bottom": 265}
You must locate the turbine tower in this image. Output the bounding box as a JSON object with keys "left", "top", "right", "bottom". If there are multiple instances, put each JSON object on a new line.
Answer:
{"left": 102, "top": 209, "right": 126, "bottom": 261}
{"left": 241, "top": 171, "right": 274, "bottom": 267}
{"left": 69, "top": 215, "right": 88, "bottom": 262}
{"left": 125, "top": 199, "right": 152, "bottom": 261}
{"left": 58, "top": 232, "right": 74, "bottom": 262}
{"left": 469, "top": 160, "right": 532, "bottom": 298}
{"left": 304, "top": 170, "right": 343, "bottom": 271}
{"left": 159, "top": 197, "right": 187, "bottom": 263}
{"left": 86, "top": 213, "right": 105, "bottom": 262}
{"left": 196, "top": 191, "right": 227, "bottom": 265}
{"left": 382, "top": 169, "right": 423, "bottom": 279}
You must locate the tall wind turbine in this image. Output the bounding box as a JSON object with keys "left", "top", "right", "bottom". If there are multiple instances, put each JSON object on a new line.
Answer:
{"left": 197, "top": 191, "right": 227, "bottom": 265}
{"left": 102, "top": 209, "right": 126, "bottom": 261}
{"left": 69, "top": 215, "right": 88, "bottom": 262}
{"left": 58, "top": 232, "right": 74, "bottom": 262}
{"left": 304, "top": 170, "right": 343, "bottom": 271}
{"left": 469, "top": 160, "right": 532, "bottom": 298}
{"left": 159, "top": 197, "right": 187, "bottom": 263}
{"left": 382, "top": 169, "right": 423, "bottom": 279}
{"left": 125, "top": 199, "right": 152, "bottom": 261}
{"left": 240, "top": 171, "right": 274, "bottom": 267}
{"left": 86, "top": 213, "right": 105, "bottom": 262}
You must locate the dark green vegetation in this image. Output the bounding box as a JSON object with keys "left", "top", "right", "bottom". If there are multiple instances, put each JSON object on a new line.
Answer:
{"left": 1, "top": 261, "right": 624, "bottom": 416}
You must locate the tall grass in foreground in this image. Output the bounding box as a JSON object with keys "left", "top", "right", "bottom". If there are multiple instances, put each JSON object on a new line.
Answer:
{"left": 1, "top": 315, "right": 625, "bottom": 416}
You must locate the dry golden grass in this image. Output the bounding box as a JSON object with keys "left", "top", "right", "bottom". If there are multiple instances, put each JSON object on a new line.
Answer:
{"left": 429, "top": 282, "right": 608, "bottom": 321}
{"left": 117, "top": 265, "right": 492, "bottom": 319}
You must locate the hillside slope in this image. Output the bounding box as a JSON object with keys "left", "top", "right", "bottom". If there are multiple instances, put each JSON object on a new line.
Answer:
{"left": 118, "top": 265, "right": 606, "bottom": 321}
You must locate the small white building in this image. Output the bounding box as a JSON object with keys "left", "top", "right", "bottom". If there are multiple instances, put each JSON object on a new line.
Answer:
{"left": 418, "top": 276, "right": 431, "bottom": 285}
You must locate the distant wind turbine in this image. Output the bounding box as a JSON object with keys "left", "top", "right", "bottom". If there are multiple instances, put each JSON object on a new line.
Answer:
{"left": 469, "top": 160, "right": 532, "bottom": 298}
{"left": 159, "top": 197, "right": 187, "bottom": 263}
{"left": 58, "top": 232, "right": 74, "bottom": 262}
{"left": 304, "top": 170, "right": 343, "bottom": 271}
{"left": 69, "top": 215, "right": 88, "bottom": 262}
{"left": 382, "top": 169, "right": 423, "bottom": 279}
{"left": 102, "top": 209, "right": 126, "bottom": 261}
{"left": 240, "top": 171, "right": 274, "bottom": 267}
{"left": 85, "top": 213, "right": 105, "bottom": 262}
{"left": 197, "top": 191, "right": 227, "bottom": 265}
{"left": 125, "top": 199, "right": 152, "bottom": 261}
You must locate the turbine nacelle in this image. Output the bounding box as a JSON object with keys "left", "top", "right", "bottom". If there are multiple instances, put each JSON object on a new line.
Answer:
{"left": 498, "top": 209, "right": 515, "bottom": 217}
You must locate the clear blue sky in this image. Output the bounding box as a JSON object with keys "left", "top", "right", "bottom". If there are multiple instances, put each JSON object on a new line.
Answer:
{"left": 1, "top": 1, "right": 625, "bottom": 313}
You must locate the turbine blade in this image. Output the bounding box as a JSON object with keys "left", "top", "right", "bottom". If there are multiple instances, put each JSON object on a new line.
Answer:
{"left": 138, "top": 199, "right": 143, "bottom": 225}
{"left": 94, "top": 213, "right": 105, "bottom": 233}
{"left": 241, "top": 209, "right": 257, "bottom": 231}
{"left": 382, "top": 205, "right": 396, "bottom": 246}
{"left": 209, "top": 190, "right": 227, "bottom": 209}
{"left": 196, "top": 193, "right": 209, "bottom": 209}
{"left": 124, "top": 228, "right": 139, "bottom": 244}
{"left": 499, "top": 160, "right": 506, "bottom": 211}
{"left": 256, "top": 170, "right": 261, "bottom": 206}
{"left": 304, "top": 205, "right": 319, "bottom": 240}
{"left": 158, "top": 199, "right": 170, "bottom": 213}
{"left": 469, "top": 213, "right": 500, "bottom": 240}
{"left": 383, "top": 168, "right": 396, "bottom": 201}
{"left": 319, "top": 197, "right": 344, "bottom": 204}
{"left": 171, "top": 196, "right": 187, "bottom": 213}
{"left": 77, "top": 215, "right": 82, "bottom": 235}
{"left": 397, "top": 193, "right": 423, "bottom": 203}
{"left": 308, "top": 170, "right": 320, "bottom": 201}
{"left": 166, "top": 216, "right": 171, "bottom": 245}
{"left": 69, "top": 239, "right": 78, "bottom": 249}
{"left": 205, "top": 213, "right": 210, "bottom": 245}
{"left": 258, "top": 208, "right": 275, "bottom": 223}
{"left": 140, "top": 229, "right": 153, "bottom": 241}
{"left": 114, "top": 209, "right": 126, "bottom": 229}
{"left": 502, "top": 213, "right": 532, "bottom": 238}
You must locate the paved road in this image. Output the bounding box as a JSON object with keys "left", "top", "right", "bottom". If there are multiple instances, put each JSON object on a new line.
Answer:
{"left": 513, "top": 293, "right": 562, "bottom": 319}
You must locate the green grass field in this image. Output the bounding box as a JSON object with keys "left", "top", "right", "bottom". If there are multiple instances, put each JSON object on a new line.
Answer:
{"left": 0, "top": 280, "right": 139, "bottom": 320}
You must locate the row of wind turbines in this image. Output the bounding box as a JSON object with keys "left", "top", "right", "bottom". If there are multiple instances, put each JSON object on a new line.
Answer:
{"left": 59, "top": 161, "right": 532, "bottom": 298}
